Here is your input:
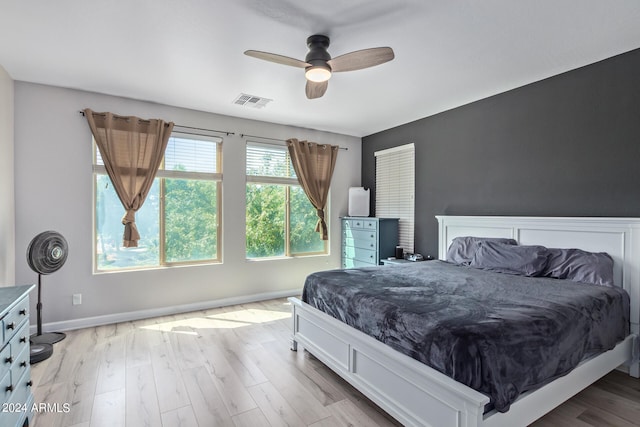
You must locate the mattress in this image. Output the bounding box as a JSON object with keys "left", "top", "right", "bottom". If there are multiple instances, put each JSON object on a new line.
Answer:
{"left": 301, "top": 261, "right": 630, "bottom": 412}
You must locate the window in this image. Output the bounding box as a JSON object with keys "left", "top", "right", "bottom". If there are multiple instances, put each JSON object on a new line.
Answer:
{"left": 375, "top": 143, "right": 415, "bottom": 253}
{"left": 246, "top": 141, "right": 327, "bottom": 258}
{"left": 94, "top": 133, "right": 222, "bottom": 271}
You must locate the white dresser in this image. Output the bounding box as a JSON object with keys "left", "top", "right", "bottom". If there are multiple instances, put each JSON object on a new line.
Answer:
{"left": 341, "top": 217, "right": 399, "bottom": 268}
{"left": 0, "top": 285, "right": 35, "bottom": 427}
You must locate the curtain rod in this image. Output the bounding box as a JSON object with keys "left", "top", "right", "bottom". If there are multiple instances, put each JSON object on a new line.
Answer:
{"left": 78, "top": 111, "right": 235, "bottom": 136}
{"left": 173, "top": 124, "right": 234, "bottom": 137}
{"left": 240, "top": 133, "right": 348, "bottom": 150}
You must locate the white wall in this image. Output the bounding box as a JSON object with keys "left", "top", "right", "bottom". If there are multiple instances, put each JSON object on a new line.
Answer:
{"left": 0, "top": 65, "right": 15, "bottom": 287}
{"left": 14, "top": 82, "right": 361, "bottom": 329}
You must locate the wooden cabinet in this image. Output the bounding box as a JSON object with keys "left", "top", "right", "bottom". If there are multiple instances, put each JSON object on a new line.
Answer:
{"left": 0, "top": 285, "right": 35, "bottom": 427}
{"left": 341, "top": 217, "right": 398, "bottom": 268}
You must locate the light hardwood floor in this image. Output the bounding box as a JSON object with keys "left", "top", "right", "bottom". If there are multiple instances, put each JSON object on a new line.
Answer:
{"left": 29, "top": 298, "right": 640, "bottom": 427}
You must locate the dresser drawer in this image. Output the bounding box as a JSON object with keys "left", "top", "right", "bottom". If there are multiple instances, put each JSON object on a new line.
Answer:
{"left": 344, "top": 218, "right": 379, "bottom": 231}
{"left": 8, "top": 367, "right": 31, "bottom": 407}
{"left": 362, "top": 220, "right": 377, "bottom": 230}
{"left": 9, "top": 322, "right": 29, "bottom": 363}
{"left": 2, "top": 297, "right": 29, "bottom": 339}
{"left": 343, "top": 247, "right": 377, "bottom": 264}
{"left": 0, "top": 406, "right": 20, "bottom": 427}
{"left": 345, "top": 218, "right": 368, "bottom": 229}
{"left": 344, "top": 229, "right": 377, "bottom": 246}
{"left": 7, "top": 367, "right": 32, "bottom": 427}
{"left": 342, "top": 258, "right": 378, "bottom": 269}
{"left": 0, "top": 344, "right": 10, "bottom": 385}
{"left": 343, "top": 236, "right": 376, "bottom": 251}
{"left": 11, "top": 345, "right": 30, "bottom": 387}
{"left": 0, "top": 368, "right": 11, "bottom": 403}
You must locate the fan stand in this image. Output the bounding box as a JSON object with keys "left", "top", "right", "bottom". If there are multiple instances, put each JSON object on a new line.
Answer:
{"left": 30, "top": 343, "right": 53, "bottom": 364}
{"left": 30, "top": 273, "right": 65, "bottom": 351}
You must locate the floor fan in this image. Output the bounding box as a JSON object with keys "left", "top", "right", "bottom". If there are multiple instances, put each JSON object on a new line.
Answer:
{"left": 27, "top": 231, "right": 69, "bottom": 363}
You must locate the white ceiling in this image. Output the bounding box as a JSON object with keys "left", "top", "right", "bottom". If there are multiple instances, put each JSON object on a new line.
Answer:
{"left": 1, "top": 1, "right": 640, "bottom": 137}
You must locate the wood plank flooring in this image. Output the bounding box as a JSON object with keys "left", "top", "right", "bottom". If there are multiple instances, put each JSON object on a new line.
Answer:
{"left": 29, "top": 298, "right": 640, "bottom": 427}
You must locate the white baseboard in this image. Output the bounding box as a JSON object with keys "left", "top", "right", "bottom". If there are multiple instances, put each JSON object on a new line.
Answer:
{"left": 30, "top": 289, "right": 301, "bottom": 334}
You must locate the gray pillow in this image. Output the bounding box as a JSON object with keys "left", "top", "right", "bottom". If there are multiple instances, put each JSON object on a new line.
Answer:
{"left": 543, "top": 248, "right": 614, "bottom": 287}
{"left": 470, "top": 241, "right": 550, "bottom": 277}
{"left": 446, "top": 236, "right": 518, "bottom": 265}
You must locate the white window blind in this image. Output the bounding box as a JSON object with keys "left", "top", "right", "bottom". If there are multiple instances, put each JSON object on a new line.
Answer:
{"left": 164, "top": 136, "right": 218, "bottom": 173}
{"left": 246, "top": 142, "right": 297, "bottom": 185}
{"left": 375, "top": 143, "right": 415, "bottom": 253}
{"left": 95, "top": 133, "right": 222, "bottom": 180}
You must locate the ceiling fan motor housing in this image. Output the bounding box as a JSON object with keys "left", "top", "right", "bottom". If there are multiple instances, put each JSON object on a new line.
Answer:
{"left": 305, "top": 35, "right": 332, "bottom": 70}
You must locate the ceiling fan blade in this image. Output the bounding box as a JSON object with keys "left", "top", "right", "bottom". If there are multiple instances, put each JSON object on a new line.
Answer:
{"left": 306, "top": 80, "right": 328, "bottom": 99}
{"left": 244, "top": 50, "right": 310, "bottom": 68}
{"left": 328, "top": 47, "right": 394, "bottom": 72}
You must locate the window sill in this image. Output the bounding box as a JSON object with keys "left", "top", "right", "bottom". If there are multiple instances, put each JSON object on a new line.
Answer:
{"left": 93, "top": 259, "right": 222, "bottom": 275}
{"left": 245, "top": 253, "right": 329, "bottom": 262}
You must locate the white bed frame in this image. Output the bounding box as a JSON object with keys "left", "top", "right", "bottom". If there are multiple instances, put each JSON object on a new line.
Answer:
{"left": 289, "top": 216, "right": 640, "bottom": 427}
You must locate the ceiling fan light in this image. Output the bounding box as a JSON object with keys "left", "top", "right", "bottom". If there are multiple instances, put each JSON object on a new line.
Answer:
{"left": 305, "top": 66, "right": 331, "bottom": 82}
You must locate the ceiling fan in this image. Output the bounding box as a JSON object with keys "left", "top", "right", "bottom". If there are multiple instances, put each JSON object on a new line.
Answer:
{"left": 244, "top": 35, "right": 394, "bottom": 99}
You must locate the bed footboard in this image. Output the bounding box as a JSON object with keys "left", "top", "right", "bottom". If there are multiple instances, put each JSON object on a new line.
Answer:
{"left": 289, "top": 297, "right": 489, "bottom": 427}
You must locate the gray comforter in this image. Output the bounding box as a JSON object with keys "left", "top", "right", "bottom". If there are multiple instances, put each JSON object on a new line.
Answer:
{"left": 301, "top": 261, "right": 630, "bottom": 412}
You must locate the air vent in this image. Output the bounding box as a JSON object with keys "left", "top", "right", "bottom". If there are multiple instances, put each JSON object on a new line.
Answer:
{"left": 233, "top": 93, "right": 273, "bottom": 109}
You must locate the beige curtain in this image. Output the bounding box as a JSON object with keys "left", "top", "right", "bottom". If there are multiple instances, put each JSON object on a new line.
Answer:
{"left": 84, "top": 108, "right": 174, "bottom": 247}
{"left": 286, "top": 138, "right": 339, "bottom": 240}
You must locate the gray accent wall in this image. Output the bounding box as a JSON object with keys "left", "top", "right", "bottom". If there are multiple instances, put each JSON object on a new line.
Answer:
{"left": 362, "top": 48, "right": 640, "bottom": 259}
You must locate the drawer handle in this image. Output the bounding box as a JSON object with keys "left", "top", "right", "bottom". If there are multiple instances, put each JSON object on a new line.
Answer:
{"left": 5, "top": 385, "right": 12, "bottom": 392}
{"left": 6, "top": 322, "right": 15, "bottom": 331}
{"left": 5, "top": 356, "right": 13, "bottom": 364}
{"left": 370, "top": 234, "right": 374, "bottom": 238}
{"left": 370, "top": 244, "right": 374, "bottom": 247}
{"left": 20, "top": 336, "right": 27, "bottom": 343}
{"left": 27, "top": 380, "right": 33, "bottom": 387}
{"left": 20, "top": 361, "right": 27, "bottom": 368}
{"left": 19, "top": 309, "right": 27, "bottom": 316}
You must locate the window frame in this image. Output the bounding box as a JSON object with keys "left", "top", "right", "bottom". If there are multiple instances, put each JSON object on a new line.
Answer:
{"left": 92, "top": 131, "right": 223, "bottom": 273}
{"left": 245, "top": 140, "right": 328, "bottom": 259}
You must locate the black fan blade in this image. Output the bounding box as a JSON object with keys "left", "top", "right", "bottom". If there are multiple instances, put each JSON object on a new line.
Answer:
{"left": 244, "top": 50, "right": 310, "bottom": 68}
{"left": 328, "top": 47, "right": 394, "bottom": 72}
{"left": 306, "top": 80, "right": 328, "bottom": 99}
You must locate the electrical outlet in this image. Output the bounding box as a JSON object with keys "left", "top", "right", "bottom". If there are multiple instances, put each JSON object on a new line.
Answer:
{"left": 72, "top": 293, "right": 82, "bottom": 305}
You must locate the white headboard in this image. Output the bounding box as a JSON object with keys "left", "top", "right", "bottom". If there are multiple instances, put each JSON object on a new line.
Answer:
{"left": 436, "top": 215, "right": 640, "bottom": 353}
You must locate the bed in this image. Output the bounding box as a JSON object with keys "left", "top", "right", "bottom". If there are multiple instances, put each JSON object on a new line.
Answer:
{"left": 288, "top": 216, "right": 640, "bottom": 427}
